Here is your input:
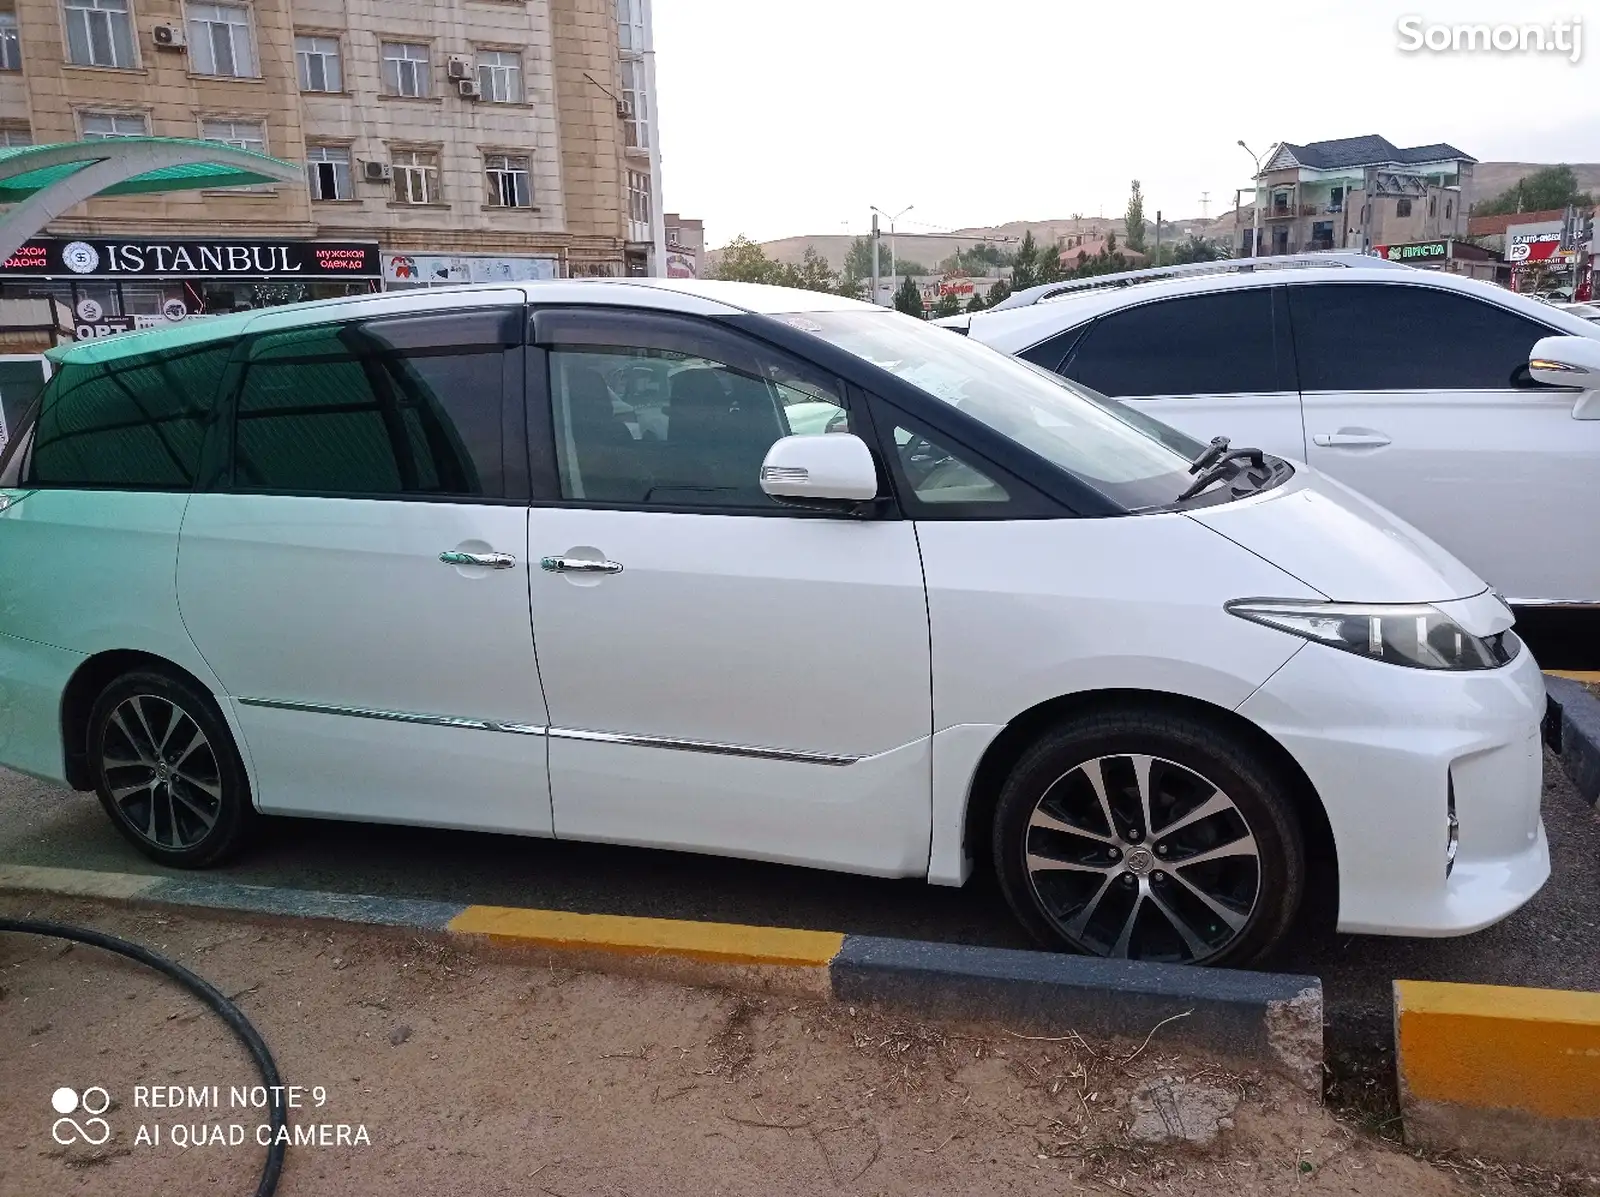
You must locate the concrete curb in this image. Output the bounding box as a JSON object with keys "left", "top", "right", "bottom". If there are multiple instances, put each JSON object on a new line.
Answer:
{"left": 0, "top": 862, "right": 1323, "bottom": 1090}
{"left": 1544, "top": 675, "right": 1600, "bottom": 808}
{"left": 1395, "top": 979, "right": 1600, "bottom": 1173}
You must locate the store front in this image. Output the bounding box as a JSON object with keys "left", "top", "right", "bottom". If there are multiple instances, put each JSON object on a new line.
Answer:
{"left": 1371, "top": 238, "right": 1499, "bottom": 281}
{"left": 382, "top": 251, "right": 560, "bottom": 289}
{"left": 0, "top": 237, "right": 380, "bottom": 332}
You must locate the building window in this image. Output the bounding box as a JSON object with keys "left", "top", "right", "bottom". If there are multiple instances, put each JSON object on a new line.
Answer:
{"left": 1428, "top": 195, "right": 1438, "bottom": 218}
{"left": 616, "top": 0, "right": 645, "bottom": 52}
{"left": 200, "top": 117, "right": 265, "bottom": 155}
{"left": 80, "top": 111, "right": 149, "bottom": 139}
{"left": 1328, "top": 186, "right": 1343, "bottom": 213}
{"left": 1270, "top": 189, "right": 1290, "bottom": 215}
{"left": 392, "top": 149, "right": 440, "bottom": 204}
{"left": 0, "top": 11, "right": 20, "bottom": 71}
{"left": 1396, "top": 197, "right": 1413, "bottom": 218}
{"left": 627, "top": 168, "right": 651, "bottom": 232}
{"left": 0, "top": 123, "right": 31, "bottom": 146}
{"left": 295, "top": 35, "right": 342, "bottom": 92}
{"left": 382, "top": 42, "right": 430, "bottom": 97}
{"left": 306, "top": 145, "right": 351, "bottom": 201}
{"left": 484, "top": 153, "right": 530, "bottom": 207}
{"left": 1445, "top": 198, "right": 1454, "bottom": 220}
{"left": 620, "top": 58, "right": 651, "bottom": 150}
{"left": 187, "top": 2, "right": 258, "bottom": 78}
{"left": 63, "top": 0, "right": 135, "bottom": 69}
{"left": 476, "top": 50, "right": 522, "bottom": 103}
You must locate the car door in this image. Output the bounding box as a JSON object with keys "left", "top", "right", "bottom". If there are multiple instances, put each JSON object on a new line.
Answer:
{"left": 1048, "top": 285, "right": 1306, "bottom": 461}
{"left": 525, "top": 307, "right": 933, "bottom": 877}
{"left": 177, "top": 299, "right": 554, "bottom": 835}
{"left": 1290, "top": 281, "right": 1599, "bottom": 605}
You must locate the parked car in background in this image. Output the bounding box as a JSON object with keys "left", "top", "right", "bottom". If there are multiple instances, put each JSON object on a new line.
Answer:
{"left": 947, "top": 255, "right": 1600, "bottom": 614}
{"left": 0, "top": 279, "right": 1548, "bottom": 967}
{"left": 1556, "top": 301, "right": 1600, "bottom": 324}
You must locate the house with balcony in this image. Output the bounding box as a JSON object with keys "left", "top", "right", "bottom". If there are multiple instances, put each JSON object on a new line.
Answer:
{"left": 1246, "top": 135, "right": 1475, "bottom": 257}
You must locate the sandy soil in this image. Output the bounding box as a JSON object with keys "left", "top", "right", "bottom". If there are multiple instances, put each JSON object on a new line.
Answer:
{"left": 0, "top": 896, "right": 1587, "bottom": 1197}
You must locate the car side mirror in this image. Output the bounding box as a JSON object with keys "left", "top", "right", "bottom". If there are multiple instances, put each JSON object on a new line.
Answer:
{"left": 1530, "top": 335, "right": 1600, "bottom": 419}
{"left": 760, "top": 434, "right": 881, "bottom": 514}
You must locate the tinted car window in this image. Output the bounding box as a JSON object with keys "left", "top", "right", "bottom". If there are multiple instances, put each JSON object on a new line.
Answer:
{"left": 1289, "top": 283, "right": 1554, "bottom": 391}
{"left": 233, "top": 310, "right": 513, "bottom": 498}
{"left": 1063, "top": 289, "right": 1281, "bottom": 397}
{"left": 546, "top": 323, "right": 848, "bottom": 511}
{"left": 26, "top": 341, "right": 234, "bottom": 489}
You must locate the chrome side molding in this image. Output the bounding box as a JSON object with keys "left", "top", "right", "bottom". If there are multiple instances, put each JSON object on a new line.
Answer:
{"left": 233, "top": 698, "right": 859, "bottom": 765}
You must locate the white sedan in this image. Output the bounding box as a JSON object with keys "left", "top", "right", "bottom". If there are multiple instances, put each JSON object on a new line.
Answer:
{"left": 949, "top": 258, "right": 1600, "bottom": 614}
{"left": 0, "top": 279, "right": 1548, "bottom": 966}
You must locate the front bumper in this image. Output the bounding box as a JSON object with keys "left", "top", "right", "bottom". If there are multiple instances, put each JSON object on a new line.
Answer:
{"left": 1238, "top": 641, "right": 1549, "bottom": 937}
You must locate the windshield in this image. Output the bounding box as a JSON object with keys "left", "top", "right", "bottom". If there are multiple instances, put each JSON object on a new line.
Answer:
{"left": 792, "top": 309, "right": 1196, "bottom": 510}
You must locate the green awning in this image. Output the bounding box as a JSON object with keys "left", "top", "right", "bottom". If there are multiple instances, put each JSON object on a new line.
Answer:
{"left": 0, "top": 139, "right": 299, "bottom": 204}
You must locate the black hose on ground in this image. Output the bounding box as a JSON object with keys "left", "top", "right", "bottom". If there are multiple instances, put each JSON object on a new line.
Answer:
{"left": 0, "top": 916, "right": 286, "bottom": 1197}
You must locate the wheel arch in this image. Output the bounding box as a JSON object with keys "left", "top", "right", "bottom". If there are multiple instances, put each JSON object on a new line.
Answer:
{"left": 959, "top": 687, "right": 1338, "bottom": 908}
{"left": 60, "top": 650, "right": 222, "bottom": 790}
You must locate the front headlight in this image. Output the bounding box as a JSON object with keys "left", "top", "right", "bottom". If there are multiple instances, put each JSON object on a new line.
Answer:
{"left": 1225, "top": 600, "right": 1520, "bottom": 671}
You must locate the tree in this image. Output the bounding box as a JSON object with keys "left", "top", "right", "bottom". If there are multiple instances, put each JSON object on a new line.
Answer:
{"left": 932, "top": 290, "right": 963, "bottom": 318}
{"left": 1010, "top": 231, "right": 1041, "bottom": 290}
{"left": 1472, "top": 165, "right": 1594, "bottom": 216}
{"left": 843, "top": 235, "right": 926, "bottom": 294}
{"left": 1170, "top": 234, "right": 1226, "bottom": 265}
{"left": 984, "top": 278, "right": 1012, "bottom": 307}
{"left": 1124, "top": 181, "right": 1147, "bottom": 252}
{"left": 712, "top": 234, "right": 785, "bottom": 284}
{"left": 965, "top": 292, "right": 987, "bottom": 312}
{"left": 792, "top": 245, "right": 840, "bottom": 293}
{"left": 892, "top": 275, "right": 924, "bottom": 318}
{"left": 1035, "top": 242, "right": 1066, "bottom": 286}
{"left": 938, "top": 243, "right": 1013, "bottom": 274}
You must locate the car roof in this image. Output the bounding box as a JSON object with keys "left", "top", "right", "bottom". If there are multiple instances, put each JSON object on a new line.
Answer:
{"left": 45, "top": 278, "right": 878, "bottom": 367}
{"left": 962, "top": 264, "right": 1600, "bottom": 353}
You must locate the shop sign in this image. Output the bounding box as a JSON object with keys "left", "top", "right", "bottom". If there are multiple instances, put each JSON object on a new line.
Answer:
{"left": 1508, "top": 231, "right": 1573, "bottom": 263}
{"left": 1375, "top": 241, "right": 1449, "bottom": 262}
{"left": 384, "top": 253, "right": 560, "bottom": 285}
{"left": 665, "top": 249, "right": 697, "bottom": 279}
{"left": 75, "top": 317, "right": 137, "bottom": 340}
{"left": 1, "top": 238, "right": 379, "bottom": 279}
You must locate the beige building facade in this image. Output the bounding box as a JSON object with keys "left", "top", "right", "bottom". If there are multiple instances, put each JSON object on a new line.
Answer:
{"left": 0, "top": 0, "right": 656, "bottom": 319}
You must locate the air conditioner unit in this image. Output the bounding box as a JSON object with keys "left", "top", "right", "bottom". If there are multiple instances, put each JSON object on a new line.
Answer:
{"left": 458, "top": 79, "right": 482, "bottom": 100}
{"left": 615, "top": 98, "right": 633, "bottom": 120}
{"left": 446, "top": 56, "right": 473, "bottom": 81}
{"left": 362, "top": 161, "right": 392, "bottom": 184}
{"left": 152, "top": 22, "right": 187, "bottom": 49}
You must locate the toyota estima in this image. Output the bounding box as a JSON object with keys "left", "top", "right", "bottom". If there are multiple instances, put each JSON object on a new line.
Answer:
{"left": 0, "top": 279, "right": 1548, "bottom": 966}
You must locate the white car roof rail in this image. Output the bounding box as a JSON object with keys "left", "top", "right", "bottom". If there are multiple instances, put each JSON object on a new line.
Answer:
{"left": 987, "top": 251, "right": 1412, "bottom": 312}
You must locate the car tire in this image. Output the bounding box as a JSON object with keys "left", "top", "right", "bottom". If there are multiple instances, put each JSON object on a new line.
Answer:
{"left": 87, "top": 670, "right": 255, "bottom": 869}
{"left": 992, "top": 707, "right": 1305, "bottom": 967}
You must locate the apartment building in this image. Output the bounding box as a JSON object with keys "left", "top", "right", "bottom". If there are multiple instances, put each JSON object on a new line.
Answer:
{"left": 0, "top": 0, "right": 664, "bottom": 319}
{"left": 1245, "top": 135, "right": 1475, "bottom": 257}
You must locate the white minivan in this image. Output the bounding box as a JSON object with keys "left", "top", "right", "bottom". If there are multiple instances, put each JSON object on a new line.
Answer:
{"left": 0, "top": 280, "right": 1549, "bottom": 966}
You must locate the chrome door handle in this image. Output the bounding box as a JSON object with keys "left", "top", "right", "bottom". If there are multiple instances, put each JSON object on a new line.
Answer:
{"left": 439, "top": 550, "right": 517, "bottom": 569}
{"left": 1312, "top": 432, "right": 1392, "bottom": 448}
{"left": 540, "top": 555, "right": 623, "bottom": 575}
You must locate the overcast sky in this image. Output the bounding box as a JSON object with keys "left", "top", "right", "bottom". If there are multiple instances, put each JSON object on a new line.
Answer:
{"left": 653, "top": 0, "right": 1599, "bottom": 246}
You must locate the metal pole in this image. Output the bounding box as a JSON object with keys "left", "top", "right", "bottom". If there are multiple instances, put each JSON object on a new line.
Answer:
{"left": 871, "top": 213, "right": 881, "bottom": 306}
{"left": 639, "top": 0, "right": 666, "bottom": 276}
{"left": 1155, "top": 210, "right": 1161, "bottom": 264}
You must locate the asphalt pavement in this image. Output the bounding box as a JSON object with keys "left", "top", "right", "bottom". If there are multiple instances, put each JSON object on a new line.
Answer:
{"left": 0, "top": 747, "right": 1594, "bottom": 1049}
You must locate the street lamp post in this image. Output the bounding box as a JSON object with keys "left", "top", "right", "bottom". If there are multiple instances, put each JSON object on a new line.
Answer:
{"left": 1238, "top": 140, "right": 1267, "bottom": 258}
{"left": 871, "top": 204, "right": 914, "bottom": 287}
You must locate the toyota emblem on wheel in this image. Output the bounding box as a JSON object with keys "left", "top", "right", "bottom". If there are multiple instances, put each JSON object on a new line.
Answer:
{"left": 62, "top": 241, "right": 101, "bottom": 274}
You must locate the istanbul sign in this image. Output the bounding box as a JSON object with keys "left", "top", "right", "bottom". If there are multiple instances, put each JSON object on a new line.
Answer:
{"left": 0, "top": 237, "right": 380, "bottom": 279}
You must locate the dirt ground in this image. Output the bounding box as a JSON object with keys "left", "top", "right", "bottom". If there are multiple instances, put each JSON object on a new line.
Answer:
{"left": 1, "top": 897, "right": 1591, "bottom": 1197}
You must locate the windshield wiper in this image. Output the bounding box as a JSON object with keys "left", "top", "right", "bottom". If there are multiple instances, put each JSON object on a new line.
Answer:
{"left": 1177, "top": 446, "right": 1267, "bottom": 502}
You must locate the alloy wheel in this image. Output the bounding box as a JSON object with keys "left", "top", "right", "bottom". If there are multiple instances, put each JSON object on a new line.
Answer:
{"left": 99, "top": 694, "right": 224, "bottom": 851}
{"left": 1022, "top": 753, "right": 1261, "bottom": 963}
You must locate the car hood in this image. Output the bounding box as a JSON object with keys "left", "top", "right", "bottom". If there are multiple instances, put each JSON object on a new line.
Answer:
{"left": 1185, "top": 470, "right": 1488, "bottom": 604}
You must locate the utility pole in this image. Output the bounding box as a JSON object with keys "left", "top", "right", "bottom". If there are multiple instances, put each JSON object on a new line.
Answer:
{"left": 871, "top": 212, "right": 881, "bottom": 306}
{"left": 1199, "top": 191, "right": 1210, "bottom": 219}
{"left": 1238, "top": 140, "right": 1266, "bottom": 257}
{"left": 1154, "top": 210, "right": 1162, "bottom": 265}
